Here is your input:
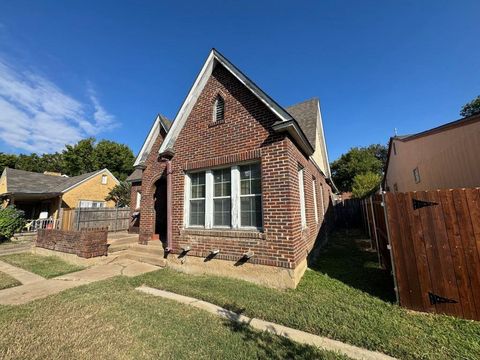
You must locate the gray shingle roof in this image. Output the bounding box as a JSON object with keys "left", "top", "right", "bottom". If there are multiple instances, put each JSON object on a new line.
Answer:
{"left": 3, "top": 168, "right": 104, "bottom": 194}
{"left": 126, "top": 168, "right": 143, "bottom": 183}
{"left": 285, "top": 98, "right": 319, "bottom": 150}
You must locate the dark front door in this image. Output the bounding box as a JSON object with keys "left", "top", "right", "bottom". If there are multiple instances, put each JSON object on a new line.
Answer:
{"left": 153, "top": 177, "right": 167, "bottom": 243}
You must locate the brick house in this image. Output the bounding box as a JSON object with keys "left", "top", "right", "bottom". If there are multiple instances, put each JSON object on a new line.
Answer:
{"left": 126, "top": 49, "right": 334, "bottom": 288}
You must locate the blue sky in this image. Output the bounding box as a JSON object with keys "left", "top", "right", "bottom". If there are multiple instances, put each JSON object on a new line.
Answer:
{"left": 0, "top": 1, "right": 478, "bottom": 161}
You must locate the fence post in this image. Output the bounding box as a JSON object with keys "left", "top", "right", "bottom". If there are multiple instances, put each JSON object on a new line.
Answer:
{"left": 381, "top": 190, "right": 399, "bottom": 304}
{"left": 114, "top": 206, "right": 118, "bottom": 232}
{"left": 370, "top": 196, "right": 381, "bottom": 265}
{"left": 76, "top": 207, "right": 81, "bottom": 231}
{"left": 364, "top": 198, "right": 372, "bottom": 243}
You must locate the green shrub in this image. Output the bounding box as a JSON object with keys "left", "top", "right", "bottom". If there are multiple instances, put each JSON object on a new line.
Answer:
{"left": 0, "top": 206, "right": 26, "bottom": 241}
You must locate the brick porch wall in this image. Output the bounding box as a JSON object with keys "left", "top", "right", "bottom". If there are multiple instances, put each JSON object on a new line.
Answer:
{"left": 36, "top": 228, "right": 108, "bottom": 258}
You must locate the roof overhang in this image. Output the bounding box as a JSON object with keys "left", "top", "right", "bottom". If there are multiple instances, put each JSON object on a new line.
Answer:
{"left": 2, "top": 192, "right": 62, "bottom": 201}
{"left": 272, "top": 120, "right": 314, "bottom": 156}
{"left": 158, "top": 49, "right": 313, "bottom": 156}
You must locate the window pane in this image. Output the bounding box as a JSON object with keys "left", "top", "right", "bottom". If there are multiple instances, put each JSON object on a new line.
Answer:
{"left": 240, "top": 180, "right": 250, "bottom": 195}
{"left": 189, "top": 199, "right": 205, "bottom": 226}
{"left": 214, "top": 198, "right": 231, "bottom": 226}
{"left": 190, "top": 172, "right": 205, "bottom": 198}
{"left": 251, "top": 179, "right": 261, "bottom": 194}
{"left": 240, "top": 196, "right": 262, "bottom": 227}
{"left": 213, "top": 169, "right": 231, "bottom": 197}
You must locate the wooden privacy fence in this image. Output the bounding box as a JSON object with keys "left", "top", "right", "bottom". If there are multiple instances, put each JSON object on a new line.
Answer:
{"left": 60, "top": 207, "right": 131, "bottom": 232}
{"left": 362, "top": 189, "right": 480, "bottom": 321}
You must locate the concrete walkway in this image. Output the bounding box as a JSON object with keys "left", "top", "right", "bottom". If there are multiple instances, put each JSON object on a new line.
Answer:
{"left": 136, "top": 286, "right": 397, "bottom": 360}
{"left": 0, "top": 258, "right": 160, "bottom": 306}
{"left": 0, "top": 260, "right": 44, "bottom": 284}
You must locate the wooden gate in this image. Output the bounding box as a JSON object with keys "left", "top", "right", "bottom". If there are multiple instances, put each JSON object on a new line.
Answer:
{"left": 385, "top": 189, "right": 480, "bottom": 320}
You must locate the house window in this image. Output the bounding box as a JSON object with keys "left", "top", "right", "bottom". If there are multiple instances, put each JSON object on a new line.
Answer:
{"left": 101, "top": 175, "right": 108, "bottom": 184}
{"left": 79, "top": 200, "right": 105, "bottom": 208}
{"left": 312, "top": 178, "right": 318, "bottom": 223}
{"left": 213, "top": 95, "right": 225, "bottom": 123}
{"left": 189, "top": 172, "right": 206, "bottom": 226}
{"left": 240, "top": 164, "right": 262, "bottom": 228}
{"left": 320, "top": 184, "right": 325, "bottom": 215}
{"left": 413, "top": 167, "right": 421, "bottom": 184}
{"left": 185, "top": 163, "right": 262, "bottom": 230}
{"left": 298, "top": 167, "right": 306, "bottom": 229}
{"left": 135, "top": 191, "right": 142, "bottom": 209}
{"left": 213, "top": 168, "right": 231, "bottom": 227}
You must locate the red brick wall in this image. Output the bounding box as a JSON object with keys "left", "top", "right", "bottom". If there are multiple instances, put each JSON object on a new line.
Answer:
{"left": 36, "top": 228, "right": 108, "bottom": 258}
{"left": 137, "top": 131, "right": 167, "bottom": 244}
{"left": 157, "top": 64, "right": 333, "bottom": 269}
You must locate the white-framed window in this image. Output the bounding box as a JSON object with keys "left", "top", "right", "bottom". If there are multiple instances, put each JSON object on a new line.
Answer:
{"left": 239, "top": 164, "right": 262, "bottom": 228}
{"left": 79, "top": 200, "right": 105, "bottom": 208}
{"left": 135, "top": 191, "right": 142, "bottom": 209}
{"left": 298, "top": 167, "right": 306, "bottom": 229}
{"left": 413, "top": 167, "right": 421, "bottom": 183}
{"left": 101, "top": 175, "right": 108, "bottom": 184}
{"left": 312, "top": 178, "right": 318, "bottom": 223}
{"left": 189, "top": 172, "right": 206, "bottom": 226}
{"left": 320, "top": 184, "right": 325, "bottom": 215}
{"left": 213, "top": 95, "right": 225, "bottom": 123}
{"left": 213, "top": 168, "right": 231, "bottom": 227}
{"left": 185, "top": 163, "right": 262, "bottom": 230}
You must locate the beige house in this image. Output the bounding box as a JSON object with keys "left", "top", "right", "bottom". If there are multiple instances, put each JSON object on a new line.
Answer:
{"left": 0, "top": 168, "right": 119, "bottom": 221}
{"left": 384, "top": 113, "right": 480, "bottom": 192}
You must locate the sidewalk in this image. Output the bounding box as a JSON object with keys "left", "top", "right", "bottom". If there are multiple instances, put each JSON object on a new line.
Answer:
{"left": 137, "top": 285, "right": 397, "bottom": 360}
{"left": 0, "top": 258, "right": 160, "bottom": 305}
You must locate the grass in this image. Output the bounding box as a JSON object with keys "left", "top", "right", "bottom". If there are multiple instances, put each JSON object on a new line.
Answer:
{"left": 131, "top": 229, "right": 480, "bottom": 360}
{"left": 0, "top": 253, "right": 84, "bottom": 279}
{"left": 0, "top": 277, "right": 346, "bottom": 360}
{"left": 0, "top": 271, "right": 21, "bottom": 290}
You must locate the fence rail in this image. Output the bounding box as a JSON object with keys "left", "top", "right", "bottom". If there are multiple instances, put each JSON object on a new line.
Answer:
{"left": 22, "top": 218, "right": 62, "bottom": 233}
{"left": 360, "top": 188, "right": 480, "bottom": 321}
{"left": 60, "top": 207, "right": 131, "bottom": 232}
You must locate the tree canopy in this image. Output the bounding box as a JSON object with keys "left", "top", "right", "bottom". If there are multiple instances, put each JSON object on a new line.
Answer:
{"left": 352, "top": 172, "right": 382, "bottom": 198}
{"left": 460, "top": 95, "right": 480, "bottom": 118}
{"left": 330, "top": 144, "right": 387, "bottom": 194}
{"left": 105, "top": 181, "right": 132, "bottom": 208}
{"left": 0, "top": 138, "right": 135, "bottom": 181}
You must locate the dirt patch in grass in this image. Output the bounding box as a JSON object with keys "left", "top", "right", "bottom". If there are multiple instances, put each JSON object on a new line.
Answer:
{"left": 0, "top": 271, "right": 21, "bottom": 290}
{"left": 0, "top": 253, "right": 84, "bottom": 279}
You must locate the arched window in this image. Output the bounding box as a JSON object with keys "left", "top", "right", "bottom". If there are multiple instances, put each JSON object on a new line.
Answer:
{"left": 213, "top": 95, "right": 225, "bottom": 123}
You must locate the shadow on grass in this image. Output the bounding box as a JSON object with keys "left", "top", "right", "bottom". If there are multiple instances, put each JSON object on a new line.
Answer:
{"left": 309, "top": 228, "right": 396, "bottom": 303}
{"left": 221, "top": 318, "right": 339, "bottom": 360}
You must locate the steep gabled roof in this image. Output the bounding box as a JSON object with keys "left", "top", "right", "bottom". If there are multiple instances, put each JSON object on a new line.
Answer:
{"left": 133, "top": 114, "right": 171, "bottom": 167}
{"left": 1, "top": 168, "right": 119, "bottom": 195}
{"left": 158, "top": 49, "right": 314, "bottom": 156}
{"left": 286, "top": 98, "right": 320, "bottom": 151}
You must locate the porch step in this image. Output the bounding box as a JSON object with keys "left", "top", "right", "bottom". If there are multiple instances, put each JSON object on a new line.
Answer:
{"left": 108, "top": 236, "right": 138, "bottom": 246}
{"left": 108, "top": 242, "right": 134, "bottom": 253}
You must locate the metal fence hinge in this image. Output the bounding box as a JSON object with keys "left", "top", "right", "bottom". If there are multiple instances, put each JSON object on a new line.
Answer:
{"left": 413, "top": 198, "right": 438, "bottom": 210}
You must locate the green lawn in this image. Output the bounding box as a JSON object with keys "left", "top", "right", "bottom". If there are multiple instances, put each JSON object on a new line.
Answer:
{"left": 0, "top": 271, "right": 21, "bottom": 290}
{"left": 131, "top": 229, "right": 480, "bottom": 360}
{"left": 0, "top": 277, "right": 345, "bottom": 360}
{"left": 0, "top": 253, "right": 84, "bottom": 279}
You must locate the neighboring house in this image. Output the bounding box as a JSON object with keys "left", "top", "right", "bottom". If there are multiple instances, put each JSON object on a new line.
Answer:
{"left": 384, "top": 113, "right": 480, "bottom": 192}
{"left": 126, "top": 49, "right": 334, "bottom": 288}
{"left": 0, "top": 168, "right": 119, "bottom": 221}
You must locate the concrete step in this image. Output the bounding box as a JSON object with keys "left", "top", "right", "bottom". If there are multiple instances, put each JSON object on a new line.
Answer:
{"left": 122, "top": 250, "right": 166, "bottom": 267}
{"left": 108, "top": 236, "right": 138, "bottom": 246}
{"left": 128, "top": 243, "right": 164, "bottom": 257}
{"left": 108, "top": 242, "right": 135, "bottom": 253}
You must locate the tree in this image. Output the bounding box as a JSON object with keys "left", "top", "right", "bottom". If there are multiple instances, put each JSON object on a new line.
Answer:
{"left": 330, "top": 144, "right": 387, "bottom": 192}
{"left": 105, "top": 181, "right": 131, "bottom": 207}
{"left": 351, "top": 172, "right": 381, "bottom": 198}
{"left": 62, "top": 138, "right": 97, "bottom": 176}
{"left": 460, "top": 96, "right": 480, "bottom": 118}
{"left": 95, "top": 140, "right": 135, "bottom": 181}
{"left": 15, "top": 153, "right": 43, "bottom": 172}
{"left": 0, "top": 153, "right": 18, "bottom": 173}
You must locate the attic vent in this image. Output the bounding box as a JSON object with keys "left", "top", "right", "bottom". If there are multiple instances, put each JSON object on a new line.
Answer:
{"left": 213, "top": 95, "right": 225, "bottom": 123}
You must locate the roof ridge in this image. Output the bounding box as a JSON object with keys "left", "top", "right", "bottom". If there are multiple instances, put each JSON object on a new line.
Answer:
{"left": 285, "top": 97, "right": 319, "bottom": 109}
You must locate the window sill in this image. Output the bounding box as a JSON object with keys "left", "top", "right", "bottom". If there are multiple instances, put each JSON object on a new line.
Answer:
{"left": 182, "top": 228, "right": 266, "bottom": 240}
